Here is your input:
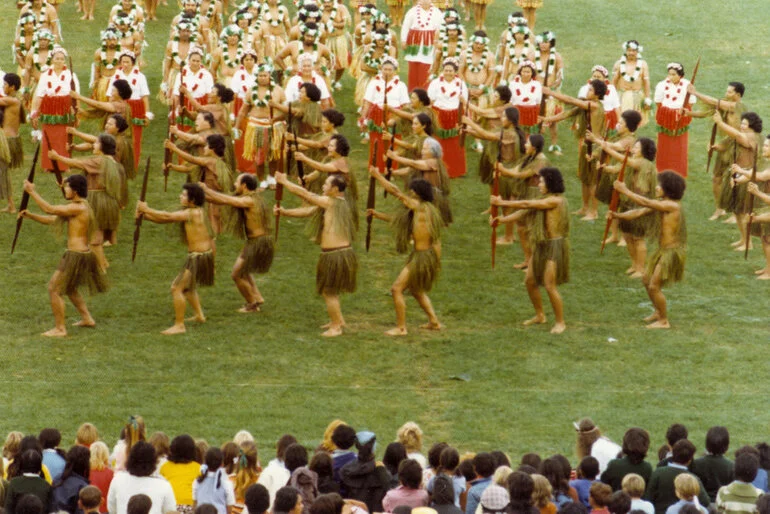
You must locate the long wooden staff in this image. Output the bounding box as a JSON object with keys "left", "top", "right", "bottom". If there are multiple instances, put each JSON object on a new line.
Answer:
{"left": 744, "top": 145, "right": 759, "bottom": 260}
{"left": 365, "top": 140, "right": 379, "bottom": 252}
{"left": 44, "top": 132, "right": 65, "bottom": 197}
{"left": 536, "top": 54, "right": 551, "bottom": 134}
{"left": 490, "top": 127, "right": 503, "bottom": 268}
{"left": 706, "top": 99, "right": 720, "bottom": 174}
{"left": 131, "top": 156, "right": 152, "bottom": 262}
{"left": 458, "top": 98, "right": 466, "bottom": 147}
{"left": 10, "top": 143, "right": 41, "bottom": 254}
{"left": 600, "top": 148, "right": 631, "bottom": 254}
{"left": 274, "top": 134, "right": 286, "bottom": 242}
{"left": 68, "top": 55, "right": 77, "bottom": 148}
{"left": 673, "top": 57, "right": 700, "bottom": 134}
{"left": 164, "top": 112, "right": 172, "bottom": 192}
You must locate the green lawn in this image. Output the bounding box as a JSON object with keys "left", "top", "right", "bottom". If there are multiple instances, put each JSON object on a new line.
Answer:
{"left": 0, "top": 0, "right": 769, "bottom": 462}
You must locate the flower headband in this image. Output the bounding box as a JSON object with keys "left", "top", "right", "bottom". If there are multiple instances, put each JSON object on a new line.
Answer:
{"left": 51, "top": 45, "right": 68, "bottom": 58}
{"left": 101, "top": 27, "right": 121, "bottom": 41}
{"left": 623, "top": 40, "right": 643, "bottom": 53}
{"left": 470, "top": 35, "right": 490, "bottom": 45}
{"left": 257, "top": 62, "right": 274, "bottom": 73}
{"left": 667, "top": 62, "right": 683, "bottom": 71}
{"left": 443, "top": 56, "right": 460, "bottom": 68}
{"left": 512, "top": 25, "right": 530, "bottom": 36}
{"left": 382, "top": 56, "right": 398, "bottom": 69}
{"left": 445, "top": 22, "right": 462, "bottom": 32}
{"left": 34, "top": 29, "right": 55, "bottom": 42}
{"left": 372, "top": 31, "right": 388, "bottom": 40}
{"left": 19, "top": 13, "right": 37, "bottom": 25}
{"left": 508, "top": 14, "right": 526, "bottom": 25}
{"left": 118, "top": 49, "right": 136, "bottom": 61}
{"left": 592, "top": 65, "right": 608, "bottom": 78}
{"left": 358, "top": 5, "right": 377, "bottom": 15}
{"left": 300, "top": 24, "right": 319, "bottom": 37}
{"left": 535, "top": 31, "right": 555, "bottom": 44}
{"left": 518, "top": 60, "right": 536, "bottom": 73}
{"left": 187, "top": 45, "right": 205, "bottom": 58}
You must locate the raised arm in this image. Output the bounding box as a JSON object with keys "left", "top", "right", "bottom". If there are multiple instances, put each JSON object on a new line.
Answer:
{"left": 164, "top": 140, "right": 208, "bottom": 167}
{"left": 712, "top": 112, "right": 752, "bottom": 147}
{"left": 135, "top": 201, "right": 191, "bottom": 223}
{"left": 543, "top": 86, "right": 588, "bottom": 110}
{"left": 66, "top": 126, "right": 98, "bottom": 144}
{"left": 71, "top": 91, "right": 119, "bottom": 113}
{"left": 386, "top": 150, "right": 433, "bottom": 171}
{"left": 295, "top": 152, "right": 338, "bottom": 173}
{"left": 274, "top": 171, "right": 330, "bottom": 208}
{"left": 490, "top": 194, "right": 562, "bottom": 210}
{"left": 200, "top": 184, "right": 253, "bottom": 208}
{"left": 24, "top": 181, "right": 80, "bottom": 217}
{"left": 613, "top": 180, "right": 678, "bottom": 212}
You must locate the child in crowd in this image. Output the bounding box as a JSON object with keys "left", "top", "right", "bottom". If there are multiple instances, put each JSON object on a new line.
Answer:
{"left": 570, "top": 457, "right": 600, "bottom": 508}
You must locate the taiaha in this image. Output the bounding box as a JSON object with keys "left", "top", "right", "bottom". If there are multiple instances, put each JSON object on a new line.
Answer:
{"left": 67, "top": 55, "right": 77, "bottom": 148}
{"left": 536, "top": 55, "right": 551, "bottom": 134}
{"left": 601, "top": 148, "right": 631, "bottom": 254}
{"left": 10, "top": 143, "right": 41, "bottom": 254}
{"left": 274, "top": 133, "right": 286, "bottom": 242}
{"left": 744, "top": 146, "right": 759, "bottom": 260}
{"left": 287, "top": 103, "right": 305, "bottom": 187}
{"left": 382, "top": 78, "right": 395, "bottom": 198}
{"left": 44, "top": 132, "right": 65, "bottom": 197}
{"left": 673, "top": 56, "right": 700, "bottom": 133}
{"left": 458, "top": 98, "right": 466, "bottom": 147}
{"left": 164, "top": 111, "right": 173, "bottom": 192}
{"left": 365, "top": 140, "right": 379, "bottom": 252}
{"left": 131, "top": 156, "right": 152, "bottom": 262}
{"left": 490, "top": 127, "right": 503, "bottom": 268}
{"left": 706, "top": 99, "right": 720, "bottom": 175}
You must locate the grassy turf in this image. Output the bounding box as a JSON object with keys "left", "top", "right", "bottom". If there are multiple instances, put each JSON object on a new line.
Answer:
{"left": 0, "top": 0, "right": 769, "bottom": 461}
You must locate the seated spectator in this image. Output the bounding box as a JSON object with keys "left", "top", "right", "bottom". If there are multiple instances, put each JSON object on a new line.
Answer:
{"left": 384, "top": 443, "right": 408, "bottom": 489}
{"left": 657, "top": 426, "right": 688, "bottom": 469}
{"left": 479, "top": 484, "right": 509, "bottom": 514}
{"left": 575, "top": 419, "right": 622, "bottom": 474}
{"left": 490, "top": 453, "right": 511, "bottom": 470}
{"left": 753, "top": 445, "right": 770, "bottom": 493}
{"left": 244, "top": 484, "right": 270, "bottom": 514}
{"left": 232, "top": 442, "right": 261, "bottom": 514}
{"left": 398, "top": 424, "right": 428, "bottom": 470}
{"left": 40, "top": 429, "right": 66, "bottom": 483}
{"left": 571, "top": 457, "right": 601, "bottom": 508}
{"left": 309, "top": 453, "right": 340, "bottom": 495}
{"left": 7, "top": 436, "right": 52, "bottom": 483}
{"left": 465, "top": 453, "right": 496, "bottom": 514}
{"left": 491, "top": 467, "right": 513, "bottom": 488}
{"left": 431, "top": 475, "right": 463, "bottom": 514}
{"left": 427, "top": 447, "right": 466, "bottom": 508}
{"left": 309, "top": 493, "right": 345, "bottom": 514}
{"left": 331, "top": 426, "right": 357, "bottom": 490}
{"left": 289, "top": 464, "right": 319, "bottom": 514}
{"left": 589, "top": 483, "right": 613, "bottom": 514}
{"left": 76, "top": 424, "right": 99, "bottom": 449}
{"left": 531, "top": 474, "right": 556, "bottom": 514}
{"left": 506, "top": 472, "right": 538, "bottom": 514}
{"left": 127, "top": 494, "right": 152, "bottom": 514}
{"left": 257, "top": 435, "right": 297, "bottom": 508}
{"left": 340, "top": 432, "right": 391, "bottom": 513}
{"left": 5, "top": 450, "right": 51, "bottom": 514}
{"left": 149, "top": 433, "right": 170, "bottom": 474}
{"left": 607, "top": 491, "right": 632, "bottom": 514}
{"left": 383, "top": 459, "right": 429, "bottom": 512}
{"left": 691, "top": 427, "right": 734, "bottom": 503}
{"left": 78, "top": 486, "right": 103, "bottom": 514}
{"left": 540, "top": 457, "right": 573, "bottom": 508}
{"left": 195, "top": 440, "right": 210, "bottom": 465}
{"left": 160, "top": 435, "right": 202, "bottom": 512}
{"left": 756, "top": 494, "right": 770, "bottom": 514}
{"left": 459, "top": 456, "right": 477, "bottom": 511}
{"left": 644, "top": 440, "right": 710, "bottom": 514}
{"left": 89, "top": 442, "right": 114, "bottom": 513}
{"left": 233, "top": 432, "right": 254, "bottom": 448}
{"left": 112, "top": 417, "right": 146, "bottom": 473}
{"left": 715, "top": 451, "right": 762, "bottom": 514}
{"left": 621, "top": 474, "right": 653, "bottom": 514}
{"left": 15, "top": 494, "right": 45, "bottom": 514}
{"left": 664, "top": 475, "right": 707, "bottom": 514}
{"left": 560, "top": 504, "right": 589, "bottom": 514}
{"left": 521, "top": 456, "right": 542, "bottom": 472}
{"left": 51, "top": 445, "right": 91, "bottom": 514}
{"left": 107, "top": 441, "right": 177, "bottom": 514}
{"left": 3, "top": 432, "right": 23, "bottom": 478}
{"left": 274, "top": 487, "right": 304, "bottom": 514}
{"left": 424, "top": 444, "right": 449, "bottom": 491}
{"left": 319, "top": 422, "right": 346, "bottom": 454}
{"left": 193, "top": 448, "right": 236, "bottom": 514}
{"left": 602, "top": 429, "right": 653, "bottom": 492}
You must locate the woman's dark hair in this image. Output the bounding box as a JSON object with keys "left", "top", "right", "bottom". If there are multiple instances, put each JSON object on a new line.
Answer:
{"left": 98, "top": 133, "right": 117, "bottom": 156}
{"left": 539, "top": 456, "right": 568, "bottom": 494}
{"left": 301, "top": 83, "right": 322, "bottom": 103}
{"left": 19, "top": 449, "right": 43, "bottom": 476}
{"left": 622, "top": 428, "right": 650, "bottom": 465}
{"left": 284, "top": 444, "right": 309, "bottom": 474}
{"left": 491, "top": 451, "right": 511, "bottom": 469}
{"left": 431, "top": 474, "right": 455, "bottom": 506}
{"left": 658, "top": 170, "right": 686, "bottom": 200}
{"left": 38, "top": 429, "right": 61, "bottom": 450}
{"left": 222, "top": 442, "right": 239, "bottom": 474}
{"left": 539, "top": 167, "right": 565, "bottom": 194}
{"left": 310, "top": 493, "right": 345, "bottom": 514}
{"left": 668, "top": 63, "right": 685, "bottom": 77}
{"left": 330, "top": 426, "right": 355, "bottom": 450}
{"left": 415, "top": 113, "right": 433, "bottom": 136}
{"left": 169, "top": 434, "right": 197, "bottom": 463}
{"left": 59, "top": 445, "right": 91, "bottom": 483}
{"left": 126, "top": 441, "right": 157, "bottom": 477}
{"left": 66, "top": 175, "right": 88, "bottom": 199}
{"left": 274, "top": 486, "right": 300, "bottom": 513}
{"left": 214, "top": 83, "right": 235, "bottom": 104}
{"left": 109, "top": 113, "right": 129, "bottom": 133}
{"left": 409, "top": 178, "right": 434, "bottom": 203}
{"left": 322, "top": 109, "right": 345, "bottom": 127}
{"left": 112, "top": 79, "right": 132, "bottom": 100}
{"left": 442, "top": 60, "right": 459, "bottom": 72}
{"left": 503, "top": 107, "right": 526, "bottom": 154}
{"left": 412, "top": 88, "right": 430, "bottom": 106}
{"left": 506, "top": 471, "right": 534, "bottom": 510}
{"left": 756, "top": 443, "right": 770, "bottom": 470}
{"left": 207, "top": 134, "right": 226, "bottom": 157}
{"left": 438, "top": 446, "right": 460, "bottom": 474}
{"left": 330, "top": 134, "right": 350, "bottom": 157}
{"left": 383, "top": 442, "right": 407, "bottom": 477}
{"left": 742, "top": 112, "right": 763, "bottom": 133}
{"left": 638, "top": 137, "right": 656, "bottom": 161}
{"left": 198, "top": 447, "right": 224, "bottom": 486}
{"left": 520, "top": 453, "right": 540, "bottom": 469}
{"left": 621, "top": 110, "right": 642, "bottom": 133}
{"left": 427, "top": 442, "right": 449, "bottom": 469}
{"left": 458, "top": 459, "right": 476, "bottom": 482}
{"left": 705, "top": 426, "right": 730, "bottom": 456}
{"left": 496, "top": 85, "right": 512, "bottom": 104}
{"left": 309, "top": 451, "right": 333, "bottom": 478}
{"left": 398, "top": 459, "right": 422, "bottom": 489}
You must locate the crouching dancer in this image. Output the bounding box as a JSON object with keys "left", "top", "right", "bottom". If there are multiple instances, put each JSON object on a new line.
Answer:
{"left": 367, "top": 168, "right": 443, "bottom": 335}
{"left": 19, "top": 175, "right": 108, "bottom": 337}
{"left": 136, "top": 183, "right": 214, "bottom": 335}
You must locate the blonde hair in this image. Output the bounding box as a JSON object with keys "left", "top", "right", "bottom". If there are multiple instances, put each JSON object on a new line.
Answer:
{"left": 397, "top": 422, "right": 423, "bottom": 454}
{"left": 234, "top": 431, "right": 254, "bottom": 447}
{"left": 531, "top": 474, "right": 553, "bottom": 508}
{"left": 321, "top": 420, "right": 346, "bottom": 452}
{"left": 674, "top": 473, "right": 700, "bottom": 501}
{"left": 621, "top": 474, "right": 646, "bottom": 498}
{"left": 125, "top": 416, "right": 146, "bottom": 455}
{"left": 493, "top": 466, "right": 513, "bottom": 486}
{"left": 149, "top": 432, "right": 170, "bottom": 458}
{"left": 234, "top": 441, "right": 260, "bottom": 501}
{"left": 77, "top": 423, "right": 99, "bottom": 447}
{"left": 90, "top": 441, "right": 110, "bottom": 471}
{"left": 3, "top": 432, "right": 23, "bottom": 460}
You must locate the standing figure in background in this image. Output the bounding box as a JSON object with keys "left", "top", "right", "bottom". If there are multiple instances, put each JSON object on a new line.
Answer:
{"left": 611, "top": 41, "right": 651, "bottom": 128}
{"left": 653, "top": 62, "right": 695, "bottom": 177}
{"left": 400, "top": 0, "right": 442, "bottom": 91}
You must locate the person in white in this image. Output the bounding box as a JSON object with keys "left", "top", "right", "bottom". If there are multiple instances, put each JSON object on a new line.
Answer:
{"left": 400, "top": 0, "right": 442, "bottom": 91}
{"left": 284, "top": 53, "right": 332, "bottom": 108}
{"left": 172, "top": 46, "right": 214, "bottom": 130}
{"left": 107, "top": 441, "right": 177, "bottom": 514}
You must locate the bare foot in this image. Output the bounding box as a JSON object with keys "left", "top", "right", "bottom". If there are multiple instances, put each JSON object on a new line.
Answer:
{"left": 550, "top": 322, "right": 566, "bottom": 334}
{"left": 723, "top": 215, "right": 737, "bottom": 224}
{"left": 419, "top": 322, "right": 443, "bottom": 330}
{"left": 617, "top": 239, "right": 627, "bottom": 247}
{"left": 757, "top": 272, "right": 770, "bottom": 280}
{"left": 185, "top": 315, "right": 206, "bottom": 323}
{"left": 625, "top": 266, "right": 635, "bottom": 275}
{"left": 385, "top": 327, "right": 408, "bottom": 336}
{"left": 321, "top": 326, "right": 343, "bottom": 337}
{"left": 580, "top": 214, "right": 597, "bottom": 221}
{"left": 320, "top": 321, "right": 347, "bottom": 329}
{"left": 496, "top": 237, "right": 515, "bottom": 245}
{"left": 643, "top": 312, "right": 661, "bottom": 322}
{"left": 161, "top": 324, "right": 186, "bottom": 335}
{"left": 735, "top": 243, "right": 752, "bottom": 251}
{"left": 731, "top": 239, "right": 744, "bottom": 247}
{"left": 42, "top": 327, "right": 67, "bottom": 337}
{"left": 237, "top": 302, "right": 261, "bottom": 313}
{"left": 0, "top": 206, "right": 16, "bottom": 213}
{"left": 523, "top": 315, "right": 546, "bottom": 326}
{"left": 646, "top": 320, "right": 671, "bottom": 329}
{"left": 572, "top": 208, "right": 586, "bottom": 216}
{"left": 513, "top": 261, "right": 528, "bottom": 269}
{"left": 73, "top": 319, "right": 96, "bottom": 328}
{"left": 709, "top": 209, "right": 726, "bottom": 221}
{"left": 755, "top": 268, "right": 769, "bottom": 275}
{"left": 604, "top": 236, "right": 619, "bottom": 244}
{"left": 629, "top": 271, "right": 643, "bottom": 279}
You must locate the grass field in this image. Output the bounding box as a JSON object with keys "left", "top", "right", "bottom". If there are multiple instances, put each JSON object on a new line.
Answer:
{"left": 0, "top": 0, "right": 769, "bottom": 463}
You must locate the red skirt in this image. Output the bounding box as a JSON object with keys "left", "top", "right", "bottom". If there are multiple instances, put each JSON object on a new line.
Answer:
{"left": 434, "top": 107, "right": 466, "bottom": 178}
{"left": 40, "top": 95, "right": 72, "bottom": 171}
{"left": 656, "top": 132, "right": 688, "bottom": 178}
{"left": 127, "top": 98, "right": 145, "bottom": 169}
{"left": 605, "top": 109, "right": 618, "bottom": 131}
{"left": 408, "top": 61, "right": 431, "bottom": 91}
{"left": 234, "top": 98, "right": 256, "bottom": 173}
{"left": 516, "top": 104, "right": 539, "bottom": 128}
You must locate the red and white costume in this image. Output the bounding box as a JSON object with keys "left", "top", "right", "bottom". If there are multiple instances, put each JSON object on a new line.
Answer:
{"left": 510, "top": 75, "right": 542, "bottom": 129}
{"left": 362, "top": 74, "right": 409, "bottom": 172}
{"left": 654, "top": 77, "right": 695, "bottom": 177}
{"left": 285, "top": 72, "right": 332, "bottom": 107}
{"left": 109, "top": 66, "right": 150, "bottom": 168}
{"left": 578, "top": 81, "right": 620, "bottom": 130}
{"left": 172, "top": 64, "right": 214, "bottom": 132}
{"left": 230, "top": 65, "right": 257, "bottom": 173}
{"left": 34, "top": 66, "right": 78, "bottom": 171}
{"left": 400, "top": 4, "right": 442, "bottom": 90}
{"left": 427, "top": 75, "right": 468, "bottom": 178}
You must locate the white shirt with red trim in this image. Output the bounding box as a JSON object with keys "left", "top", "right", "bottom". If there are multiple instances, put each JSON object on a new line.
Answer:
{"left": 284, "top": 72, "right": 331, "bottom": 102}
{"left": 108, "top": 66, "right": 150, "bottom": 99}
{"left": 427, "top": 76, "right": 469, "bottom": 110}
{"left": 230, "top": 66, "right": 257, "bottom": 101}
{"left": 363, "top": 75, "right": 409, "bottom": 107}
{"left": 172, "top": 66, "right": 214, "bottom": 98}
{"left": 578, "top": 81, "right": 619, "bottom": 112}
{"left": 35, "top": 67, "right": 79, "bottom": 97}
{"left": 510, "top": 76, "right": 542, "bottom": 107}
{"left": 654, "top": 78, "right": 695, "bottom": 109}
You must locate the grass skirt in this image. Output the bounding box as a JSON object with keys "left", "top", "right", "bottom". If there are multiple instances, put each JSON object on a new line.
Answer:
{"left": 531, "top": 238, "right": 569, "bottom": 287}
{"left": 406, "top": 247, "right": 441, "bottom": 293}
{"left": 478, "top": 141, "right": 494, "bottom": 185}
{"left": 237, "top": 235, "right": 275, "bottom": 276}
{"left": 499, "top": 175, "right": 524, "bottom": 200}
{"left": 56, "top": 250, "right": 109, "bottom": 295}
{"left": 577, "top": 144, "right": 599, "bottom": 186}
{"left": 750, "top": 207, "right": 770, "bottom": 238}
{"left": 89, "top": 190, "right": 121, "bottom": 231}
{"left": 434, "top": 188, "right": 453, "bottom": 226}
{"left": 618, "top": 198, "right": 655, "bottom": 238}
{"left": 0, "top": 160, "right": 10, "bottom": 201}
{"left": 174, "top": 250, "right": 215, "bottom": 291}
{"left": 516, "top": 0, "right": 542, "bottom": 6}
{"left": 718, "top": 170, "right": 750, "bottom": 214}
{"left": 595, "top": 170, "right": 613, "bottom": 204}
{"left": 316, "top": 246, "right": 357, "bottom": 295}
{"left": 646, "top": 246, "right": 685, "bottom": 287}
{"left": 8, "top": 136, "right": 23, "bottom": 169}
{"left": 328, "top": 33, "right": 352, "bottom": 70}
